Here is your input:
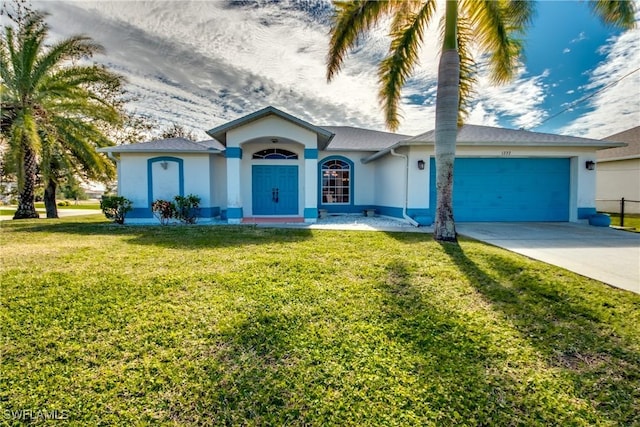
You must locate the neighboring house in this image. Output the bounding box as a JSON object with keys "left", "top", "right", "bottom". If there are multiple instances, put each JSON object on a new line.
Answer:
{"left": 100, "top": 106, "right": 624, "bottom": 225}
{"left": 597, "top": 126, "right": 640, "bottom": 214}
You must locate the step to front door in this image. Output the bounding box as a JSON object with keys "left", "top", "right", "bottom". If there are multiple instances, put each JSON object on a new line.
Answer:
{"left": 241, "top": 217, "right": 304, "bottom": 224}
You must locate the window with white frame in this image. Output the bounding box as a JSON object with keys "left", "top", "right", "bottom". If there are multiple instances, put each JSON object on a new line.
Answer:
{"left": 321, "top": 159, "right": 350, "bottom": 204}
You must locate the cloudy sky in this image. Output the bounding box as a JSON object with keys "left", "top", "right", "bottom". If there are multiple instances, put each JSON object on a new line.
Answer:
{"left": 24, "top": 0, "right": 640, "bottom": 140}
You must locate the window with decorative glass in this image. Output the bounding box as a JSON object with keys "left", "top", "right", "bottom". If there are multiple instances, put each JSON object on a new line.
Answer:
{"left": 321, "top": 159, "right": 350, "bottom": 204}
{"left": 252, "top": 148, "right": 298, "bottom": 159}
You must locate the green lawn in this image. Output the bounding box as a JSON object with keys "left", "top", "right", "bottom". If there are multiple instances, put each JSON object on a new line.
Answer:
{"left": 1, "top": 216, "right": 639, "bottom": 425}
{"left": 606, "top": 212, "right": 640, "bottom": 230}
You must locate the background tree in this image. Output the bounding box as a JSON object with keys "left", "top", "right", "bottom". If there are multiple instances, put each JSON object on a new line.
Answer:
{"left": 327, "top": 0, "right": 636, "bottom": 241}
{"left": 0, "top": 11, "right": 124, "bottom": 219}
{"left": 155, "top": 123, "right": 198, "bottom": 141}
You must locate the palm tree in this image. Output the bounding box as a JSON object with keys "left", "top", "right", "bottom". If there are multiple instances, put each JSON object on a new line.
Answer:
{"left": 327, "top": 0, "right": 635, "bottom": 241}
{"left": 0, "top": 12, "right": 123, "bottom": 219}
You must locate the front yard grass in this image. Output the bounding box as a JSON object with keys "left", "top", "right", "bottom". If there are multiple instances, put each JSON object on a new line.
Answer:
{"left": 1, "top": 216, "right": 639, "bottom": 425}
{"left": 606, "top": 212, "right": 640, "bottom": 230}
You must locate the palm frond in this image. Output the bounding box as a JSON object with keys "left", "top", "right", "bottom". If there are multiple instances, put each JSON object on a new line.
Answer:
{"left": 327, "top": 0, "right": 398, "bottom": 82}
{"left": 10, "top": 13, "right": 48, "bottom": 94}
{"left": 31, "top": 35, "right": 105, "bottom": 91}
{"left": 589, "top": 0, "right": 636, "bottom": 29}
{"left": 456, "top": 12, "right": 477, "bottom": 126}
{"left": 377, "top": 1, "right": 437, "bottom": 131}
{"left": 463, "top": 0, "right": 533, "bottom": 84}
{"left": 52, "top": 116, "right": 115, "bottom": 180}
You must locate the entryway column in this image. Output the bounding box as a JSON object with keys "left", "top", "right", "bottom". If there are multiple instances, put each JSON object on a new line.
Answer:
{"left": 226, "top": 147, "right": 243, "bottom": 224}
{"left": 304, "top": 149, "right": 318, "bottom": 223}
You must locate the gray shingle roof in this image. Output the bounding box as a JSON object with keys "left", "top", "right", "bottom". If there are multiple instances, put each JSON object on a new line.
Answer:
{"left": 323, "top": 126, "right": 409, "bottom": 151}
{"left": 406, "top": 124, "right": 626, "bottom": 146}
{"left": 363, "top": 124, "right": 626, "bottom": 163}
{"left": 100, "top": 137, "right": 225, "bottom": 153}
{"left": 597, "top": 126, "right": 639, "bottom": 161}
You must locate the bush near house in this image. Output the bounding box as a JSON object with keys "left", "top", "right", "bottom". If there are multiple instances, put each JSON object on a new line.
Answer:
{"left": 151, "top": 199, "right": 177, "bottom": 225}
{"left": 152, "top": 194, "right": 201, "bottom": 225}
{"left": 174, "top": 194, "right": 201, "bottom": 224}
{"left": 100, "top": 195, "right": 133, "bottom": 224}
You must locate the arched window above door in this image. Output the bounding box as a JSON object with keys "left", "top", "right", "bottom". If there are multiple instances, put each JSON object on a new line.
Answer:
{"left": 252, "top": 148, "right": 298, "bottom": 159}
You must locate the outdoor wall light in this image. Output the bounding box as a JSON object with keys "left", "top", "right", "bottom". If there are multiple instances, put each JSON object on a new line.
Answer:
{"left": 160, "top": 161, "right": 169, "bottom": 170}
{"left": 585, "top": 160, "right": 595, "bottom": 170}
{"left": 417, "top": 160, "right": 425, "bottom": 170}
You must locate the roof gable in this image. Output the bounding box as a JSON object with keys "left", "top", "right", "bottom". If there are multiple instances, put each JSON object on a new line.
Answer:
{"left": 207, "top": 106, "right": 334, "bottom": 149}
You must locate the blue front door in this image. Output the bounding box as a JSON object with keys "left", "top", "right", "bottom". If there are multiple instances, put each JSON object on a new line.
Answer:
{"left": 252, "top": 165, "right": 298, "bottom": 215}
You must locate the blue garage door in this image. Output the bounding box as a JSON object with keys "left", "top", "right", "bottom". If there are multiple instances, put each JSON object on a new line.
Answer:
{"left": 430, "top": 158, "right": 570, "bottom": 221}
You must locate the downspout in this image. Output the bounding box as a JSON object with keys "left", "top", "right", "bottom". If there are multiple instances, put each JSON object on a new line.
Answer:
{"left": 390, "top": 149, "right": 420, "bottom": 227}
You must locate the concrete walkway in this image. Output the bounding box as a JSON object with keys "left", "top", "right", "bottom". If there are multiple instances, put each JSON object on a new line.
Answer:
{"left": 456, "top": 222, "right": 640, "bottom": 294}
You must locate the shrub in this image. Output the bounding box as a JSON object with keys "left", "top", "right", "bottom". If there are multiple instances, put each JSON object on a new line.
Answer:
{"left": 57, "top": 200, "right": 71, "bottom": 207}
{"left": 152, "top": 199, "right": 176, "bottom": 225}
{"left": 100, "top": 195, "right": 133, "bottom": 224}
{"left": 174, "top": 194, "right": 201, "bottom": 224}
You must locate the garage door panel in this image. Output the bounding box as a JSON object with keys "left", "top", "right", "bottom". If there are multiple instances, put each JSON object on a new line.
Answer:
{"left": 430, "top": 158, "right": 570, "bottom": 222}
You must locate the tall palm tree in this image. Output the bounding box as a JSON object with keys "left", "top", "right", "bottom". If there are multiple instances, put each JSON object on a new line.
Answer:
{"left": 327, "top": 0, "right": 635, "bottom": 241}
{"left": 0, "top": 12, "right": 122, "bottom": 219}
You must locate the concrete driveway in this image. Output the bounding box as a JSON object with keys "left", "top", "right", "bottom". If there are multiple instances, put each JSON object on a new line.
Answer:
{"left": 456, "top": 222, "right": 640, "bottom": 294}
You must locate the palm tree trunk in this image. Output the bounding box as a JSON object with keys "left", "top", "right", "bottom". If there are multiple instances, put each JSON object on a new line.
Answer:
{"left": 433, "top": 0, "right": 459, "bottom": 242}
{"left": 44, "top": 178, "right": 59, "bottom": 218}
{"left": 12, "top": 145, "right": 40, "bottom": 219}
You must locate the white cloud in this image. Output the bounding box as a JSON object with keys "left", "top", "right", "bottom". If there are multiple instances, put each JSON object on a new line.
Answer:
{"left": 563, "top": 48, "right": 571, "bottom": 54}
{"left": 466, "top": 102, "right": 499, "bottom": 127}
{"left": 26, "top": 0, "right": 638, "bottom": 141}
{"left": 465, "top": 66, "right": 549, "bottom": 130}
{"left": 560, "top": 23, "right": 640, "bottom": 138}
{"left": 570, "top": 31, "right": 587, "bottom": 44}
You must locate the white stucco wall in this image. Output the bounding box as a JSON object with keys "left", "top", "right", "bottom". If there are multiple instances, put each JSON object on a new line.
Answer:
{"left": 118, "top": 154, "right": 148, "bottom": 207}
{"left": 572, "top": 154, "right": 598, "bottom": 220}
{"left": 118, "top": 153, "right": 215, "bottom": 208}
{"left": 211, "top": 154, "right": 227, "bottom": 209}
{"left": 224, "top": 116, "right": 320, "bottom": 219}
{"left": 227, "top": 116, "right": 317, "bottom": 149}
{"left": 596, "top": 158, "right": 640, "bottom": 213}
{"left": 406, "top": 146, "right": 431, "bottom": 209}
{"left": 373, "top": 152, "right": 406, "bottom": 209}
